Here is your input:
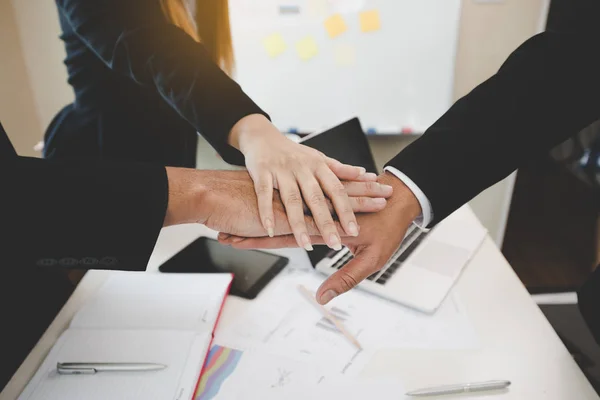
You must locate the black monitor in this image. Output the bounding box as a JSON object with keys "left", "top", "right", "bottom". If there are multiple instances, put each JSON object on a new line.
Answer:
{"left": 300, "top": 117, "right": 378, "bottom": 174}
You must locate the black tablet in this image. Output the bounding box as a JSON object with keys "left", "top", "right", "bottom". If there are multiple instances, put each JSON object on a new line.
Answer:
{"left": 158, "top": 236, "right": 288, "bottom": 299}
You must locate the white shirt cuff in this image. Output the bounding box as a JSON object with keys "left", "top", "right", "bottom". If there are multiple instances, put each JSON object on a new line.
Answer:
{"left": 383, "top": 166, "right": 433, "bottom": 229}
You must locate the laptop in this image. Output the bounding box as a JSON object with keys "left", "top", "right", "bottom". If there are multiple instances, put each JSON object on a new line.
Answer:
{"left": 300, "top": 117, "right": 487, "bottom": 313}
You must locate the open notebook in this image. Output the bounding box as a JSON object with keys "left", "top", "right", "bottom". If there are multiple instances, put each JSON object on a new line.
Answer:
{"left": 19, "top": 271, "right": 233, "bottom": 400}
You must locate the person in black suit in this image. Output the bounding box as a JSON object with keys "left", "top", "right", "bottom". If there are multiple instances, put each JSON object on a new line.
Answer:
{"left": 219, "top": 19, "right": 600, "bottom": 339}
{"left": 0, "top": 119, "right": 394, "bottom": 388}
{"left": 45, "top": 0, "right": 377, "bottom": 255}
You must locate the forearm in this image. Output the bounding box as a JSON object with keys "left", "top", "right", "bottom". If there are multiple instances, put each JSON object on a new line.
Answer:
{"left": 227, "top": 114, "right": 276, "bottom": 152}
{"left": 164, "top": 167, "right": 209, "bottom": 226}
{"left": 4, "top": 157, "right": 168, "bottom": 270}
{"left": 57, "top": 0, "right": 268, "bottom": 166}
{"left": 387, "top": 31, "right": 600, "bottom": 226}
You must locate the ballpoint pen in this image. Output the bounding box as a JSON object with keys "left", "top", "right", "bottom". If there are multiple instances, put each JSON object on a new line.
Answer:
{"left": 406, "top": 380, "right": 511, "bottom": 397}
{"left": 57, "top": 362, "right": 167, "bottom": 374}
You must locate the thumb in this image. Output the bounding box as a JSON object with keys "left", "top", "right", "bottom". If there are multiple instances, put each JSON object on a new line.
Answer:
{"left": 315, "top": 245, "right": 382, "bottom": 305}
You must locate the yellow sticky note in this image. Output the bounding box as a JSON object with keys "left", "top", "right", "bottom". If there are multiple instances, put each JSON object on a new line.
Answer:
{"left": 334, "top": 44, "right": 355, "bottom": 66}
{"left": 262, "top": 33, "right": 287, "bottom": 58}
{"left": 296, "top": 36, "right": 319, "bottom": 61}
{"left": 324, "top": 14, "right": 347, "bottom": 38}
{"left": 360, "top": 9, "right": 381, "bottom": 33}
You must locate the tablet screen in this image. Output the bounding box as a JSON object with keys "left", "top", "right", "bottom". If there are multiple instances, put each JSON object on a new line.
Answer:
{"left": 158, "top": 237, "right": 288, "bottom": 299}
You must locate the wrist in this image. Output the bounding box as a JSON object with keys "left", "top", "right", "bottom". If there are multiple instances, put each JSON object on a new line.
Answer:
{"left": 164, "top": 168, "right": 210, "bottom": 226}
{"left": 378, "top": 172, "right": 422, "bottom": 223}
{"left": 228, "top": 114, "right": 279, "bottom": 153}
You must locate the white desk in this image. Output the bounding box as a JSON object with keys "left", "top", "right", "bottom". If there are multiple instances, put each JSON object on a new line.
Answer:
{"left": 2, "top": 206, "right": 598, "bottom": 399}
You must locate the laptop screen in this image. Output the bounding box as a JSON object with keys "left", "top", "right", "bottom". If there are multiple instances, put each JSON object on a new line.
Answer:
{"left": 299, "top": 118, "right": 378, "bottom": 174}
{"left": 299, "top": 117, "right": 378, "bottom": 266}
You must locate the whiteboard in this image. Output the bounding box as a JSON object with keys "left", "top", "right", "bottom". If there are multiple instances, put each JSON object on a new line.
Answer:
{"left": 229, "top": 0, "right": 462, "bottom": 134}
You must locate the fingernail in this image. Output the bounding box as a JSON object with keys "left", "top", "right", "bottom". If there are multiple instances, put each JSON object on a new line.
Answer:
{"left": 358, "top": 167, "right": 366, "bottom": 175}
{"left": 364, "top": 173, "right": 377, "bottom": 180}
{"left": 373, "top": 198, "right": 387, "bottom": 205}
{"left": 302, "top": 233, "right": 313, "bottom": 251}
{"left": 265, "top": 218, "right": 274, "bottom": 237}
{"left": 319, "top": 290, "right": 338, "bottom": 305}
{"left": 232, "top": 237, "right": 245, "bottom": 243}
{"left": 347, "top": 221, "right": 359, "bottom": 237}
{"left": 329, "top": 234, "right": 342, "bottom": 251}
{"left": 381, "top": 184, "right": 393, "bottom": 195}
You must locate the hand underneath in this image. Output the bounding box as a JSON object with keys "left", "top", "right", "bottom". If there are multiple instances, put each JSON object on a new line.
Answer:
{"left": 217, "top": 172, "right": 421, "bottom": 304}
{"left": 229, "top": 114, "right": 378, "bottom": 251}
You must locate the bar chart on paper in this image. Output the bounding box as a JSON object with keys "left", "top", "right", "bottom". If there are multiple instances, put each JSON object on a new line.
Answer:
{"left": 315, "top": 306, "right": 351, "bottom": 334}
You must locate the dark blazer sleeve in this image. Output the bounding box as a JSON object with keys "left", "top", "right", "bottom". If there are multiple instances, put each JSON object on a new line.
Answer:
{"left": 1, "top": 123, "right": 168, "bottom": 271}
{"left": 55, "top": 0, "right": 269, "bottom": 165}
{"left": 386, "top": 30, "right": 600, "bottom": 226}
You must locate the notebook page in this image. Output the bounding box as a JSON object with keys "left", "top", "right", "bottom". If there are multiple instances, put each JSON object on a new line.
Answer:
{"left": 69, "top": 272, "right": 232, "bottom": 332}
{"left": 18, "top": 328, "right": 210, "bottom": 400}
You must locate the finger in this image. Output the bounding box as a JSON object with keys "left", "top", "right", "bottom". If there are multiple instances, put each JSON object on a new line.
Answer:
{"left": 316, "top": 246, "right": 383, "bottom": 305}
{"left": 325, "top": 157, "right": 377, "bottom": 182}
{"left": 217, "top": 232, "right": 231, "bottom": 241}
{"left": 316, "top": 166, "right": 358, "bottom": 238}
{"left": 349, "top": 197, "right": 387, "bottom": 213}
{"left": 254, "top": 171, "right": 275, "bottom": 237}
{"left": 342, "top": 181, "right": 393, "bottom": 198}
{"left": 220, "top": 234, "right": 328, "bottom": 249}
{"left": 277, "top": 172, "right": 313, "bottom": 251}
{"left": 296, "top": 171, "right": 343, "bottom": 250}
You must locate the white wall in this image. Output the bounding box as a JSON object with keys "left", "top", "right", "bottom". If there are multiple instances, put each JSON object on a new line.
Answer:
{"left": 0, "top": 1, "right": 42, "bottom": 157}
{"left": 9, "top": 0, "right": 73, "bottom": 133}
{"left": 7, "top": 0, "right": 548, "bottom": 245}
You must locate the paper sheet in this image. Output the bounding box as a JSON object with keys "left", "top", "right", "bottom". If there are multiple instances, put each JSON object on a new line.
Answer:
{"left": 216, "top": 270, "right": 478, "bottom": 357}
{"left": 70, "top": 272, "right": 231, "bottom": 332}
{"left": 259, "top": 377, "right": 407, "bottom": 400}
{"left": 262, "top": 33, "right": 287, "bottom": 58}
{"left": 359, "top": 9, "right": 381, "bottom": 33}
{"left": 195, "top": 345, "right": 335, "bottom": 399}
{"left": 324, "top": 14, "right": 348, "bottom": 38}
{"left": 19, "top": 329, "right": 208, "bottom": 400}
{"left": 296, "top": 36, "right": 319, "bottom": 61}
{"left": 206, "top": 269, "right": 478, "bottom": 399}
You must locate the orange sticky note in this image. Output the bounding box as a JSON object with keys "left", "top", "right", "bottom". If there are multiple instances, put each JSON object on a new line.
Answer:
{"left": 324, "top": 14, "right": 348, "bottom": 38}
{"left": 262, "top": 33, "right": 287, "bottom": 58}
{"left": 360, "top": 9, "right": 381, "bottom": 33}
{"left": 296, "top": 36, "right": 319, "bottom": 61}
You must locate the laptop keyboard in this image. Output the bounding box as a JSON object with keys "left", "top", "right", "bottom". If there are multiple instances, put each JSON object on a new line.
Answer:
{"left": 330, "top": 227, "right": 430, "bottom": 285}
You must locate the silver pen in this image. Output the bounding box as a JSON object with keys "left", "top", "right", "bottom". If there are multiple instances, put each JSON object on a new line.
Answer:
{"left": 57, "top": 362, "right": 167, "bottom": 375}
{"left": 406, "top": 380, "right": 511, "bottom": 397}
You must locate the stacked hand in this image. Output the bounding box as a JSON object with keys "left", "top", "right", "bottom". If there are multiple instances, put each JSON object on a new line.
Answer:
{"left": 228, "top": 114, "right": 380, "bottom": 251}
{"left": 163, "top": 168, "right": 394, "bottom": 239}
{"left": 217, "top": 173, "right": 422, "bottom": 305}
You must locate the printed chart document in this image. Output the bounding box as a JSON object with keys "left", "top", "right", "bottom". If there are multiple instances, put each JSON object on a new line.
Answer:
{"left": 19, "top": 272, "right": 233, "bottom": 400}
{"left": 197, "top": 268, "right": 478, "bottom": 399}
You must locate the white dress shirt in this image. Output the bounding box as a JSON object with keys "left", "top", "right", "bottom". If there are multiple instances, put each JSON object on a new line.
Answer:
{"left": 384, "top": 166, "right": 433, "bottom": 230}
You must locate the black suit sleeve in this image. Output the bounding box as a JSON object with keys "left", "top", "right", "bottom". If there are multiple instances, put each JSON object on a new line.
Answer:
{"left": 2, "top": 125, "right": 168, "bottom": 271}
{"left": 56, "top": 0, "right": 269, "bottom": 165}
{"left": 386, "top": 30, "right": 600, "bottom": 226}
